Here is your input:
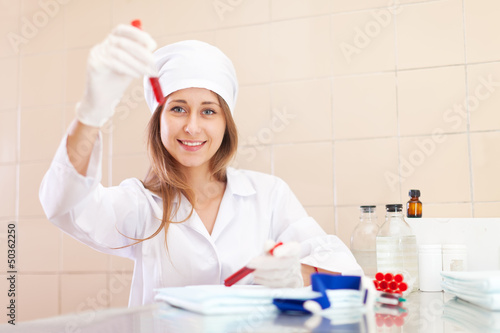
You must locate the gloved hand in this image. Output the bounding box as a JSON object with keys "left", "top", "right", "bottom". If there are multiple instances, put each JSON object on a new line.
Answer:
{"left": 76, "top": 24, "right": 157, "bottom": 127}
{"left": 247, "top": 240, "right": 304, "bottom": 288}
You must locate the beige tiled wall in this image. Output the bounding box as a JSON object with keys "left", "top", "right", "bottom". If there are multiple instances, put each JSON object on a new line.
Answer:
{"left": 1, "top": 0, "right": 499, "bottom": 323}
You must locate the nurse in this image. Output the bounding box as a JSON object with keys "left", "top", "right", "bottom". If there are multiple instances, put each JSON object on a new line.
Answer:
{"left": 39, "top": 24, "right": 362, "bottom": 306}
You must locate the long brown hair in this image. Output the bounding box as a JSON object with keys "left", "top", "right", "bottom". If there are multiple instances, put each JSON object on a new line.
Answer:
{"left": 116, "top": 94, "right": 238, "bottom": 248}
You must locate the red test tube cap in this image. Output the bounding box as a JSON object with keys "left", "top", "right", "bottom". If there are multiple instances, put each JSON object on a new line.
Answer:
{"left": 379, "top": 281, "right": 388, "bottom": 289}
{"left": 384, "top": 317, "right": 394, "bottom": 327}
{"left": 375, "top": 272, "right": 385, "bottom": 281}
{"left": 384, "top": 273, "right": 394, "bottom": 281}
{"left": 394, "top": 274, "right": 404, "bottom": 283}
{"left": 131, "top": 19, "right": 142, "bottom": 29}
{"left": 394, "top": 316, "right": 405, "bottom": 327}
{"left": 389, "top": 281, "right": 398, "bottom": 290}
{"left": 399, "top": 282, "right": 408, "bottom": 292}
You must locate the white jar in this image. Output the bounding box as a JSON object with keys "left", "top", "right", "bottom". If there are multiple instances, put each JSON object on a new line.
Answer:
{"left": 418, "top": 244, "right": 443, "bottom": 292}
{"left": 442, "top": 244, "right": 467, "bottom": 272}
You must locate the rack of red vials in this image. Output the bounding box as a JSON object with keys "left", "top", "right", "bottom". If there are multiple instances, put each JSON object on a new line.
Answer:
{"left": 375, "top": 312, "right": 407, "bottom": 328}
{"left": 373, "top": 272, "right": 408, "bottom": 294}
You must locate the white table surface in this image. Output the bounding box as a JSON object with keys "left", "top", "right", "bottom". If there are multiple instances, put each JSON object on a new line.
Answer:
{"left": 2, "top": 291, "right": 497, "bottom": 333}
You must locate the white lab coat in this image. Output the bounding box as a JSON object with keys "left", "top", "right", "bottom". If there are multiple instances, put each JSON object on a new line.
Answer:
{"left": 39, "top": 133, "right": 362, "bottom": 306}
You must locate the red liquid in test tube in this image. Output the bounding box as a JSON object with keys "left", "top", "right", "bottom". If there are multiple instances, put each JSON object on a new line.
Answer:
{"left": 224, "top": 242, "right": 284, "bottom": 287}
{"left": 149, "top": 77, "right": 164, "bottom": 105}
{"left": 131, "top": 20, "right": 165, "bottom": 105}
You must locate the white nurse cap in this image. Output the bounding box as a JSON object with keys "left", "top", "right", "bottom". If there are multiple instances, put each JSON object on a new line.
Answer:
{"left": 144, "top": 40, "right": 238, "bottom": 114}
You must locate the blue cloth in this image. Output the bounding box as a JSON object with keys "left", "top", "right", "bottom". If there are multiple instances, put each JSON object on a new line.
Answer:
{"left": 273, "top": 274, "right": 363, "bottom": 313}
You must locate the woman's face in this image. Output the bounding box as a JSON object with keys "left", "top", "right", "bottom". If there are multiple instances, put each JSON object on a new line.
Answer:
{"left": 160, "top": 88, "right": 226, "bottom": 171}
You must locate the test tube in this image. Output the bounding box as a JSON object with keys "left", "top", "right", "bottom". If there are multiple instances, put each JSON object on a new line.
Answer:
{"left": 224, "top": 242, "right": 283, "bottom": 287}
{"left": 130, "top": 20, "right": 165, "bottom": 105}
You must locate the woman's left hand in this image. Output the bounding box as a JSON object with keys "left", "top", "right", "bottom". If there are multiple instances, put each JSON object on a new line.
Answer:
{"left": 247, "top": 241, "right": 304, "bottom": 288}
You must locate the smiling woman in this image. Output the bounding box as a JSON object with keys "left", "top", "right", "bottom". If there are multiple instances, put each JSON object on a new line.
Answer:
{"left": 38, "top": 27, "right": 362, "bottom": 307}
{"left": 143, "top": 88, "right": 236, "bottom": 239}
{"left": 160, "top": 88, "right": 227, "bottom": 169}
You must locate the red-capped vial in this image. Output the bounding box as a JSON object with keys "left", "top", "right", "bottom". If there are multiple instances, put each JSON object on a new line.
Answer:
{"left": 375, "top": 272, "right": 385, "bottom": 281}
{"left": 384, "top": 273, "right": 394, "bottom": 281}
{"left": 380, "top": 281, "right": 388, "bottom": 289}
{"left": 389, "top": 281, "right": 398, "bottom": 290}
{"left": 394, "top": 274, "right": 403, "bottom": 283}
{"left": 384, "top": 317, "right": 394, "bottom": 327}
{"left": 131, "top": 19, "right": 142, "bottom": 29}
{"left": 130, "top": 19, "right": 165, "bottom": 106}
{"left": 394, "top": 316, "right": 405, "bottom": 326}
{"left": 399, "top": 282, "right": 408, "bottom": 292}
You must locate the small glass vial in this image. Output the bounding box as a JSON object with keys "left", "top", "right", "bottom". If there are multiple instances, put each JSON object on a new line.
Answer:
{"left": 350, "top": 205, "right": 379, "bottom": 277}
{"left": 407, "top": 189, "right": 422, "bottom": 218}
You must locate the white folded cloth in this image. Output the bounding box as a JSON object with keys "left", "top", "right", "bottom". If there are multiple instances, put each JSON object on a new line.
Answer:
{"left": 443, "top": 298, "right": 500, "bottom": 332}
{"left": 441, "top": 271, "right": 500, "bottom": 292}
{"left": 441, "top": 271, "right": 500, "bottom": 310}
{"left": 154, "top": 285, "right": 320, "bottom": 315}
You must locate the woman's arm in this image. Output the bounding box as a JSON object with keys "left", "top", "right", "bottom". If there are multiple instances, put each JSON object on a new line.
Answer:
{"left": 65, "top": 24, "right": 157, "bottom": 176}
{"left": 66, "top": 119, "right": 100, "bottom": 176}
{"left": 301, "top": 264, "right": 340, "bottom": 286}
{"left": 40, "top": 24, "right": 158, "bottom": 259}
{"left": 271, "top": 178, "right": 364, "bottom": 277}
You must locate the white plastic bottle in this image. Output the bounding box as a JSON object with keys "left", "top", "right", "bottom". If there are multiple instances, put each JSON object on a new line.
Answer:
{"left": 376, "top": 204, "right": 419, "bottom": 292}
{"left": 350, "top": 205, "right": 379, "bottom": 277}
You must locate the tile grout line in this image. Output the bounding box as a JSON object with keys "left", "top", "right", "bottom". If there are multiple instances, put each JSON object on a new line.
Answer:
{"left": 107, "top": 1, "right": 114, "bottom": 309}
{"left": 15, "top": 0, "right": 22, "bottom": 319}
{"left": 330, "top": 14, "right": 339, "bottom": 235}
{"left": 461, "top": 0, "right": 475, "bottom": 217}
{"left": 268, "top": 21, "right": 275, "bottom": 177}
{"left": 393, "top": 0, "right": 403, "bottom": 204}
{"left": 333, "top": 200, "right": 494, "bottom": 208}
{"left": 15, "top": 0, "right": 22, "bottom": 223}
{"left": 151, "top": 0, "right": 447, "bottom": 40}
{"left": 58, "top": 1, "right": 66, "bottom": 315}
{"left": 233, "top": 128, "right": 500, "bottom": 151}
{"left": 203, "top": 58, "right": 500, "bottom": 88}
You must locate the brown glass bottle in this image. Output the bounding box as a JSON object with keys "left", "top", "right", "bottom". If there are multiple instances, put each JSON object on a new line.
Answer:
{"left": 407, "top": 189, "right": 422, "bottom": 218}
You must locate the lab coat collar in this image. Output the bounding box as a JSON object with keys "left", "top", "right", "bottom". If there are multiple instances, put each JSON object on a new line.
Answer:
{"left": 143, "top": 167, "right": 256, "bottom": 240}
{"left": 173, "top": 167, "right": 257, "bottom": 241}
{"left": 225, "top": 167, "right": 257, "bottom": 197}
{"left": 147, "top": 167, "right": 257, "bottom": 202}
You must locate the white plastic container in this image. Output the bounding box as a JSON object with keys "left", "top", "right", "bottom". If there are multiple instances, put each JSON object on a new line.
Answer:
{"left": 442, "top": 244, "right": 467, "bottom": 272}
{"left": 418, "top": 244, "right": 442, "bottom": 292}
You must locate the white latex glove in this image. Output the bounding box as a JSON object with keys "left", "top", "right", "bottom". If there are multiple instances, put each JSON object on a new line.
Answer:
{"left": 76, "top": 24, "right": 157, "bottom": 127}
{"left": 247, "top": 240, "right": 304, "bottom": 288}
